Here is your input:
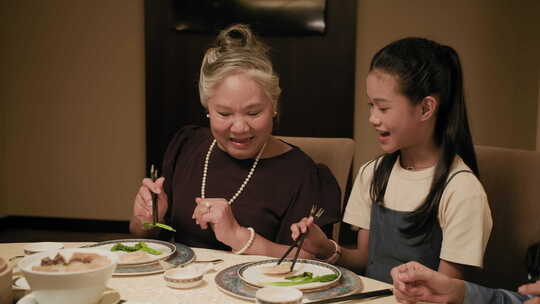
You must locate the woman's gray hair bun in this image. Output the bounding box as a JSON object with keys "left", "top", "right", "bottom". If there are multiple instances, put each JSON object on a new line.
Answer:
{"left": 199, "top": 24, "right": 281, "bottom": 109}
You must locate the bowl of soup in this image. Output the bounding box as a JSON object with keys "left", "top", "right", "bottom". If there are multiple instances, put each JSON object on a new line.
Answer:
{"left": 18, "top": 248, "right": 118, "bottom": 304}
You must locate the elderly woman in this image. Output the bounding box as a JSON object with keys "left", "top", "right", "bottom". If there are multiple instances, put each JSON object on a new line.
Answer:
{"left": 129, "top": 24, "right": 340, "bottom": 257}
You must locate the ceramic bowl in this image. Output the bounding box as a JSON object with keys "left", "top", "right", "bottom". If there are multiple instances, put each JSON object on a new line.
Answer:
{"left": 19, "top": 248, "right": 118, "bottom": 304}
{"left": 164, "top": 264, "right": 211, "bottom": 289}
{"left": 0, "top": 258, "right": 13, "bottom": 304}
{"left": 23, "top": 242, "right": 64, "bottom": 255}
{"left": 255, "top": 286, "right": 303, "bottom": 304}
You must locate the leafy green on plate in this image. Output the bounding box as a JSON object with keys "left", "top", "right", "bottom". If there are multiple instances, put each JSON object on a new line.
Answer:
{"left": 110, "top": 241, "right": 162, "bottom": 255}
{"left": 267, "top": 273, "right": 338, "bottom": 286}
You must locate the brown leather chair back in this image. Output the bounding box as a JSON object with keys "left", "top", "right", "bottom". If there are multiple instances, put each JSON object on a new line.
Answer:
{"left": 470, "top": 145, "right": 540, "bottom": 289}
{"left": 277, "top": 136, "right": 355, "bottom": 240}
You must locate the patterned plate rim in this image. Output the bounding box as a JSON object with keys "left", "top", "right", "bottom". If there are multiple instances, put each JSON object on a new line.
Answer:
{"left": 86, "top": 239, "right": 176, "bottom": 266}
{"left": 237, "top": 258, "right": 342, "bottom": 290}
{"left": 87, "top": 241, "right": 195, "bottom": 276}
{"left": 215, "top": 262, "right": 361, "bottom": 302}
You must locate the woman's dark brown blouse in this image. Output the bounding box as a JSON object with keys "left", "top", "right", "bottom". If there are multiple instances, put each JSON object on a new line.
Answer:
{"left": 160, "top": 126, "right": 340, "bottom": 250}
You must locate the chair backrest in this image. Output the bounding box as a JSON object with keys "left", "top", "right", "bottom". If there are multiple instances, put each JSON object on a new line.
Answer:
{"left": 469, "top": 145, "right": 540, "bottom": 290}
{"left": 276, "top": 136, "right": 355, "bottom": 240}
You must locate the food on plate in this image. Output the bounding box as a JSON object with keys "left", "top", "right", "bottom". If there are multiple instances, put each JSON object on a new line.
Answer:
{"left": 118, "top": 250, "right": 152, "bottom": 263}
{"left": 265, "top": 272, "right": 338, "bottom": 286}
{"left": 261, "top": 262, "right": 293, "bottom": 275}
{"left": 111, "top": 242, "right": 162, "bottom": 255}
{"left": 32, "top": 252, "right": 111, "bottom": 272}
{"left": 285, "top": 272, "right": 314, "bottom": 280}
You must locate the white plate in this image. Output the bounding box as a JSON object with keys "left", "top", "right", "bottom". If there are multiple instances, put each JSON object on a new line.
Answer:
{"left": 23, "top": 242, "right": 64, "bottom": 255}
{"left": 87, "top": 239, "right": 176, "bottom": 266}
{"left": 237, "top": 259, "right": 341, "bottom": 291}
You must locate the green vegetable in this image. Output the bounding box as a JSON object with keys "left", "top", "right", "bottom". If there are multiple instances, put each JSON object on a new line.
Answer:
{"left": 111, "top": 243, "right": 138, "bottom": 252}
{"left": 143, "top": 222, "right": 176, "bottom": 232}
{"left": 110, "top": 242, "right": 162, "bottom": 255}
{"left": 138, "top": 242, "right": 162, "bottom": 255}
{"left": 267, "top": 273, "right": 338, "bottom": 286}
{"left": 285, "top": 272, "right": 313, "bottom": 281}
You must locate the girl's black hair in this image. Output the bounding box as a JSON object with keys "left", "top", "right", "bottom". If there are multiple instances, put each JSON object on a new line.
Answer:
{"left": 369, "top": 37, "right": 479, "bottom": 238}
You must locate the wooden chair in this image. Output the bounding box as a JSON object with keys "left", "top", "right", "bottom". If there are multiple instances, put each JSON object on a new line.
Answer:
{"left": 277, "top": 136, "right": 355, "bottom": 241}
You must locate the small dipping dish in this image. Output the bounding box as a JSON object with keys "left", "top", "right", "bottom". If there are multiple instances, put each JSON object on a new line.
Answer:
{"left": 164, "top": 264, "right": 212, "bottom": 289}
{"left": 12, "top": 276, "right": 30, "bottom": 300}
{"left": 255, "top": 286, "right": 303, "bottom": 304}
{"left": 23, "top": 242, "right": 64, "bottom": 255}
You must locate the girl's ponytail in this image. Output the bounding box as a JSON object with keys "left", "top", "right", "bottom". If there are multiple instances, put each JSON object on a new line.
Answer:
{"left": 440, "top": 46, "right": 478, "bottom": 175}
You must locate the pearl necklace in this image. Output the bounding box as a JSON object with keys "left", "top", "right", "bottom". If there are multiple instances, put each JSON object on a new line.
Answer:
{"left": 201, "top": 139, "right": 267, "bottom": 205}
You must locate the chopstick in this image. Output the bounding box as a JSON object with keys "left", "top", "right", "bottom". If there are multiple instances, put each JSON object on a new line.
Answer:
{"left": 289, "top": 232, "right": 307, "bottom": 272}
{"left": 305, "top": 288, "right": 393, "bottom": 304}
{"left": 277, "top": 205, "right": 325, "bottom": 271}
{"left": 277, "top": 233, "right": 302, "bottom": 265}
{"left": 150, "top": 164, "right": 158, "bottom": 225}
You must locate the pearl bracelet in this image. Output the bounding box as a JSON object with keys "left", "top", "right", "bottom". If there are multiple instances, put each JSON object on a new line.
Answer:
{"left": 233, "top": 227, "right": 255, "bottom": 255}
{"left": 318, "top": 239, "right": 341, "bottom": 264}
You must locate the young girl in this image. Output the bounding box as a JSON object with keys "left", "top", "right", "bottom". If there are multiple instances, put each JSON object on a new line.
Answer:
{"left": 290, "top": 37, "right": 493, "bottom": 283}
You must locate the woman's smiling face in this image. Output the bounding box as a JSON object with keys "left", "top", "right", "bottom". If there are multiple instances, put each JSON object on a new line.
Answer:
{"left": 366, "top": 69, "right": 425, "bottom": 153}
{"left": 207, "top": 72, "right": 274, "bottom": 159}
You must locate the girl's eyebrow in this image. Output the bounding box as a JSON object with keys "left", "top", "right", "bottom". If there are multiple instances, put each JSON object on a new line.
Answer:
{"left": 367, "top": 96, "right": 391, "bottom": 104}
{"left": 365, "top": 93, "right": 390, "bottom": 102}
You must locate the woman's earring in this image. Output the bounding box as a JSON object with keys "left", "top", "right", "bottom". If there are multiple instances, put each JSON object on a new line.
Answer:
{"left": 206, "top": 113, "right": 210, "bottom": 118}
{"left": 273, "top": 111, "right": 278, "bottom": 117}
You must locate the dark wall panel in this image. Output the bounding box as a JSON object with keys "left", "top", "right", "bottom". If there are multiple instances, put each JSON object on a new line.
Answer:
{"left": 145, "top": 0, "right": 357, "bottom": 169}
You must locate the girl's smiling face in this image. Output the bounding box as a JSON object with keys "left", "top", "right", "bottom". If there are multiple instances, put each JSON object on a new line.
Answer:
{"left": 366, "top": 69, "right": 426, "bottom": 153}
{"left": 207, "top": 72, "right": 274, "bottom": 160}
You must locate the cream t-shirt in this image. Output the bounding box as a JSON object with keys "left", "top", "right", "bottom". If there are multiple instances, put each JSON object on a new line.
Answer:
{"left": 343, "top": 155, "right": 493, "bottom": 268}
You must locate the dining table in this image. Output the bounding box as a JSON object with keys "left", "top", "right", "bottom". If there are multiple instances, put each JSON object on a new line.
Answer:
{"left": 2, "top": 242, "right": 398, "bottom": 304}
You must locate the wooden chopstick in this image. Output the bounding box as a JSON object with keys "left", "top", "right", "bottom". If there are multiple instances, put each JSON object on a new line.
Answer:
{"left": 277, "top": 235, "right": 301, "bottom": 265}
{"left": 305, "top": 289, "right": 393, "bottom": 304}
{"left": 150, "top": 164, "right": 158, "bottom": 225}
{"left": 289, "top": 232, "right": 307, "bottom": 272}
{"left": 278, "top": 205, "right": 324, "bottom": 267}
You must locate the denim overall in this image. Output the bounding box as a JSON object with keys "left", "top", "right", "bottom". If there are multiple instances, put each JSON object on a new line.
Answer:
{"left": 365, "top": 170, "right": 471, "bottom": 283}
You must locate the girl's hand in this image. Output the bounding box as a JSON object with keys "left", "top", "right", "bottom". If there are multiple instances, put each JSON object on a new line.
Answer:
{"left": 192, "top": 198, "right": 242, "bottom": 246}
{"left": 290, "top": 216, "right": 330, "bottom": 256}
{"left": 519, "top": 281, "right": 540, "bottom": 304}
{"left": 132, "top": 177, "right": 168, "bottom": 224}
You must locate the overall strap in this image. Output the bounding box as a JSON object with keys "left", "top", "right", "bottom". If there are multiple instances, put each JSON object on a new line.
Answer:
{"left": 445, "top": 169, "right": 473, "bottom": 187}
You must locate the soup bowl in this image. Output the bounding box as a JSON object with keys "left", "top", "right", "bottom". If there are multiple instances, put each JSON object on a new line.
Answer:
{"left": 19, "top": 248, "right": 118, "bottom": 304}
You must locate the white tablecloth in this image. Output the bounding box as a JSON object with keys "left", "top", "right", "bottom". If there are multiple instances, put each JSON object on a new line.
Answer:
{"left": 2, "top": 242, "right": 397, "bottom": 304}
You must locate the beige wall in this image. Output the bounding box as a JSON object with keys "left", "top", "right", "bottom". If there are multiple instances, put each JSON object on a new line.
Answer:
{"left": 0, "top": 1, "right": 145, "bottom": 220}
{"left": 354, "top": 0, "right": 540, "bottom": 173}
{"left": 538, "top": 71, "right": 540, "bottom": 151}
{"left": 1, "top": 1, "right": 539, "bottom": 220}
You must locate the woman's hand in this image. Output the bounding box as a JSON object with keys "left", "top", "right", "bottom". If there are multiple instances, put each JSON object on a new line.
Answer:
{"left": 130, "top": 177, "right": 168, "bottom": 235}
{"left": 290, "top": 216, "right": 332, "bottom": 257}
{"left": 390, "top": 261, "right": 465, "bottom": 304}
{"left": 192, "top": 198, "right": 244, "bottom": 248}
